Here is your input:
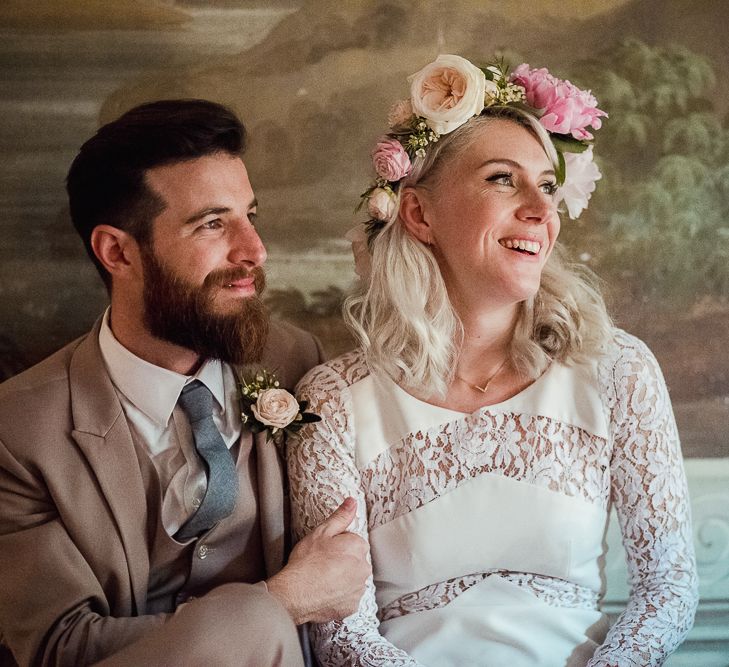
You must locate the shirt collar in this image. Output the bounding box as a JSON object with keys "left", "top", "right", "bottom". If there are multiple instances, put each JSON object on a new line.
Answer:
{"left": 98, "top": 308, "right": 228, "bottom": 427}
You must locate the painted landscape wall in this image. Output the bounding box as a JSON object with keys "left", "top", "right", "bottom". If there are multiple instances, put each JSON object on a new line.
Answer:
{"left": 1, "top": 0, "right": 727, "bottom": 461}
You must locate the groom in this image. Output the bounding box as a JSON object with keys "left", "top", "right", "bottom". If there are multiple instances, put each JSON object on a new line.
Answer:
{"left": 0, "top": 100, "right": 369, "bottom": 666}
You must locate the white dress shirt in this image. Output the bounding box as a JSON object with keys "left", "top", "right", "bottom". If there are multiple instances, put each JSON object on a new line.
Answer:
{"left": 98, "top": 309, "right": 242, "bottom": 538}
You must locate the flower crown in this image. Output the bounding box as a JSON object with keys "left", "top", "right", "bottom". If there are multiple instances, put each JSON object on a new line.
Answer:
{"left": 357, "top": 54, "right": 606, "bottom": 231}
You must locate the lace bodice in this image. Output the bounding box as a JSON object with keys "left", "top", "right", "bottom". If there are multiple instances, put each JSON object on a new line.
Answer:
{"left": 287, "top": 330, "right": 698, "bottom": 666}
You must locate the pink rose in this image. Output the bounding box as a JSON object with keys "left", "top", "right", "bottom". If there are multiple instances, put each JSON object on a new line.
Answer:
{"left": 555, "top": 146, "right": 602, "bottom": 219}
{"left": 510, "top": 64, "right": 607, "bottom": 140}
{"left": 372, "top": 138, "right": 411, "bottom": 182}
{"left": 408, "top": 54, "right": 486, "bottom": 135}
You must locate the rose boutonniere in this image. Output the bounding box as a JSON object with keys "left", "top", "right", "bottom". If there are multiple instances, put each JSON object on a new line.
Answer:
{"left": 239, "top": 369, "right": 320, "bottom": 442}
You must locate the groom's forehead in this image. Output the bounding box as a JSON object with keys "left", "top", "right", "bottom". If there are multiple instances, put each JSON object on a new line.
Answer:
{"left": 144, "top": 153, "right": 254, "bottom": 219}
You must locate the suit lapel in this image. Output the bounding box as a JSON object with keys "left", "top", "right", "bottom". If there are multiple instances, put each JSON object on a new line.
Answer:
{"left": 68, "top": 319, "right": 149, "bottom": 613}
{"left": 238, "top": 327, "right": 304, "bottom": 577}
{"left": 254, "top": 431, "right": 286, "bottom": 576}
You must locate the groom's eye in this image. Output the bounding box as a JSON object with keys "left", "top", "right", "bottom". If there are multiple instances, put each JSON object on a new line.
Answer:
{"left": 201, "top": 219, "right": 223, "bottom": 230}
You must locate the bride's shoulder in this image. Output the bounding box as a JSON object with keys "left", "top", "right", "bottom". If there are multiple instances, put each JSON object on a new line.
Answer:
{"left": 597, "top": 327, "right": 661, "bottom": 372}
{"left": 594, "top": 327, "right": 669, "bottom": 409}
{"left": 295, "top": 347, "right": 369, "bottom": 396}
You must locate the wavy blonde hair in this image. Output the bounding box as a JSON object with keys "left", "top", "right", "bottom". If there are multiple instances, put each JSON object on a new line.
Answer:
{"left": 344, "top": 108, "right": 612, "bottom": 397}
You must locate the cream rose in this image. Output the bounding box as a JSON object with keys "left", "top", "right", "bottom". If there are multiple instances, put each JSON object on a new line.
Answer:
{"left": 251, "top": 388, "right": 300, "bottom": 429}
{"left": 408, "top": 54, "right": 487, "bottom": 135}
{"left": 367, "top": 187, "right": 397, "bottom": 222}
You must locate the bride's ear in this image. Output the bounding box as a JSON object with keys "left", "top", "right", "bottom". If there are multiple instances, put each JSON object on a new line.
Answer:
{"left": 399, "top": 187, "right": 433, "bottom": 246}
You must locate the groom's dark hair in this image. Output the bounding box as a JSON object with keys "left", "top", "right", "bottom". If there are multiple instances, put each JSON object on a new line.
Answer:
{"left": 66, "top": 99, "right": 247, "bottom": 288}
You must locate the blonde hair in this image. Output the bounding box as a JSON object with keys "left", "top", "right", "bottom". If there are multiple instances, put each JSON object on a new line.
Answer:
{"left": 344, "top": 108, "right": 612, "bottom": 397}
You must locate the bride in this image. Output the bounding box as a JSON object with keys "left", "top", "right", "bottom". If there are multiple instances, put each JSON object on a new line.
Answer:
{"left": 287, "top": 54, "right": 698, "bottom": 666}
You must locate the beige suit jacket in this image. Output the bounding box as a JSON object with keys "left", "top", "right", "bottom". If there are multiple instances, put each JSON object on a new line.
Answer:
{"left": 0, "top": 317, "right": 323, "bottom": 667}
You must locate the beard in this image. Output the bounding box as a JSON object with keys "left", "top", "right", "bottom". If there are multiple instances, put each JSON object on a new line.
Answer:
{"left": 140, "top": 249, "right": 269, "bottom": 367}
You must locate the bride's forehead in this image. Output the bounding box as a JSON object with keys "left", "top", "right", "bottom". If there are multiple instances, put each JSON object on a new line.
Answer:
{"left": 470, "top": 119, "right": 544, "bottom": 150}
{"left": 451, "top": 123, "right": 553, "bottom": 171}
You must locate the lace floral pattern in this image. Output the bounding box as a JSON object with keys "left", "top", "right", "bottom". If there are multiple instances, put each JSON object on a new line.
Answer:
{"left": 587, "top": 331, "right": 698, "bottom": 666}
{"left": 287, "top": 332, "right": 698, "bottom": 666}
{"left": 288, "top": 353, "right": 422, "bottom": 666}
{"left": 380, "top": 571, "right": 599, "bottom": 621}
{"left": 362, "top": 412, "right": 611, "bottom": 532}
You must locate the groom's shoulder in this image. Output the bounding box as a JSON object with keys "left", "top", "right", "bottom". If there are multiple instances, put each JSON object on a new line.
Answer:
{"left": 0, "top": 334, "right": 89, "bottom": 450}
{"left": 259, "top": 319, "right": 325, "bottom": 390}
{"left": 0, "top": 334, "right": 86, "bottom": 404}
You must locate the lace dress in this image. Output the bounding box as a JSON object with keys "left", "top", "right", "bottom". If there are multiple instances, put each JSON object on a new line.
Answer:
{"left": 287, "top": 330, "right": 698, "bottom": 666}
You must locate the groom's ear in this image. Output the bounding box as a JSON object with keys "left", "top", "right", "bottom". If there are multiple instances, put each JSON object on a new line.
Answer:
{"left": 90, "top": 225, "right": 143, "bottom": 282}
{"left": 399, "top": 187, "right": 433, "bottom": 246}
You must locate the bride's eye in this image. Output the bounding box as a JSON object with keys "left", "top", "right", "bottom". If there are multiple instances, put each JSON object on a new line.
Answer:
{"left": 486, "top": 172, "right": 514, "bottom": 187}
{"left": 541, "top": 181, "right": 558, "bottom": 195}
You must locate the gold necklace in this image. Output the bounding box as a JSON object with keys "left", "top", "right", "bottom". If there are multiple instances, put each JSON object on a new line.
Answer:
{"left": 455, "top": 357, "right": 509, "bottom": 394}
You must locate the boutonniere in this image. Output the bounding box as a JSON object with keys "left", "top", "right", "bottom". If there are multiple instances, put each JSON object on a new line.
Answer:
{"left": 238, "top": 369, "right": 320, "bottom": 442}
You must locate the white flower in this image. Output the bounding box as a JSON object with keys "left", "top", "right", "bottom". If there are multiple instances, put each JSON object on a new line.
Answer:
{"left": 556, "top": 146, "right": 602, "bottom": 219}
{"left": 251, "top": 388, "right": 300, "bottom": 429}
{"left": 408, "top": 54, "right": 487, "bottom": 135}
{"left": 367, "top": 187, "right": 397, "bottom": 222}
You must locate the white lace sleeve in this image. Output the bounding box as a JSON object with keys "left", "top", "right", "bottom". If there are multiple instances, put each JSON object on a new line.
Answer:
{"left": 287, "top": 358, "right": 424, "bottom": 667}
{"left": 588, "top": 332, "right": 699, "bottom": 666}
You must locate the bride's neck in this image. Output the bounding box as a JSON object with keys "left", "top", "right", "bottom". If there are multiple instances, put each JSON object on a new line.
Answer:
{"left": 456, "top": 303, "right": 519, "bottom": 373}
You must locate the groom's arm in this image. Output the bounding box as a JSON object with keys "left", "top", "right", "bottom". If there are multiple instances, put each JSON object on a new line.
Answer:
{"left": 266, "top": 497, "right": 371, "bottom": 625}
{"left": 0, "top": 437, "right": 172, "bottom": 667}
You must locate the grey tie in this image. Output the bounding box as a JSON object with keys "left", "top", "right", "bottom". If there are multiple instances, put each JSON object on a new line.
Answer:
{"left": 174, "top": 380, "right": 239, "bottom": 541}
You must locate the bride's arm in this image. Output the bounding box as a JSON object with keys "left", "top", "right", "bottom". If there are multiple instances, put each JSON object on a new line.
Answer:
{"left": 287, "top": 360, "right": 423, "bottom": 667}
{"left": 588, "top": 333, "right": 698, "bottom": 666}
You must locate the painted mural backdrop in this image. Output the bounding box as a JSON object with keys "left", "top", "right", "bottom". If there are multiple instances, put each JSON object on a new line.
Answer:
{"left": 1, "top": 0, "right": 727, "bottom": 458}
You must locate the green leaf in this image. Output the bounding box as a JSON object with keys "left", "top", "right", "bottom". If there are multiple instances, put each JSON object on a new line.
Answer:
{"left": 550, "top": 134, "right": 590, "bottom": 154}
{"left": 299, "top": 413, "right": 321, "bottom": 424}
{"left": 354, "top": 185, "right": 376, "bottom": 214}
{"left": 556, "top": 150, "right": 566, "bottom": 186}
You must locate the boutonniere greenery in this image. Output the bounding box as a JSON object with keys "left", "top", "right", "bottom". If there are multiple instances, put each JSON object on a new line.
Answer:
{"left": 238, "top": 369, "right": 320, "bottom": 442}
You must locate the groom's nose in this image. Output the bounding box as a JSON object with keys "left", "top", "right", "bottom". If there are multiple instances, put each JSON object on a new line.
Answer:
{"left": 229, "top": 218, "right": 267, "bottom": 268}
